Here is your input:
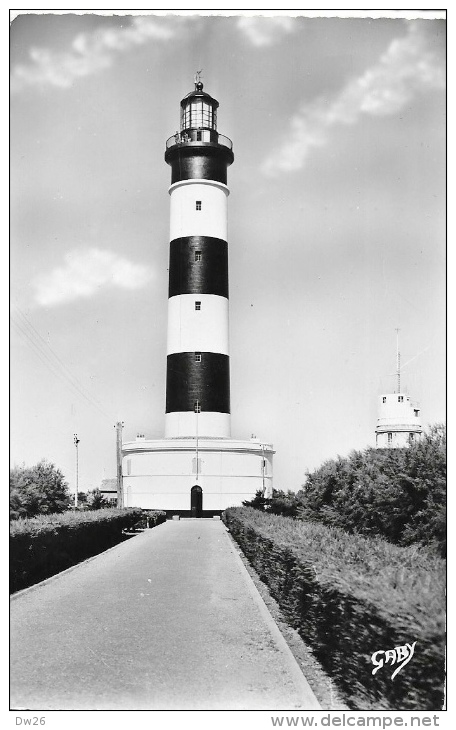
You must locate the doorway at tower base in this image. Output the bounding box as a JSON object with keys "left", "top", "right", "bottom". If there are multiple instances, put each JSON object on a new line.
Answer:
{"left": 121, "top": 437, "right": 274, "bottom": 513}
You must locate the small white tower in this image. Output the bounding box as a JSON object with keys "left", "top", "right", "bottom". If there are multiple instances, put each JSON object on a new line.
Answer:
{"left": 375, "top": 331, "right": 422, "bottom": 448}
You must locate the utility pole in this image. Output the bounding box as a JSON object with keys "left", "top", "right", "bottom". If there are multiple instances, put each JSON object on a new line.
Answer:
{"left": 115, "top": 421, "right": 124, "bottom": 508}
{"left": 195, "top": 403, "right": 199, "bottom": 482}
{"left": 261, "top": 443, "right": 265, "bottom": 496}
{"left": 73, "top": 434, "right": 80, "bottom": 508}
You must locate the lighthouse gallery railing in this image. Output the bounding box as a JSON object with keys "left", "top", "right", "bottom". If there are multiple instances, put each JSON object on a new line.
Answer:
{"left": 166, "top": 131, "right": 233, "bottom": 150}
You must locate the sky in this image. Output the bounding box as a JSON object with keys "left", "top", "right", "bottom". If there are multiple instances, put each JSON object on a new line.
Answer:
{"left": 10, "top": 10, "right": 446, "bottom": 496}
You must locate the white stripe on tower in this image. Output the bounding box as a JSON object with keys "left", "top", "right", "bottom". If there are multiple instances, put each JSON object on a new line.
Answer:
{"left": 167, "top": 295, "right": 229, "bottom": 356}
{"left": 169, "top": 180, "right": 228, "bottom": 241}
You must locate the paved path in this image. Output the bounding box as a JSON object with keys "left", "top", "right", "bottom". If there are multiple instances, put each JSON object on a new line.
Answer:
{"left": 11, "top": 520, "right": 320, "bottom": 710}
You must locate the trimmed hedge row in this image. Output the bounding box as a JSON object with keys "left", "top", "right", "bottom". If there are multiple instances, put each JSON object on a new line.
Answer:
{"left": 223, "top": 507, "right": 445, "bottom": 711}
{"left": 10, "top": 508, "right": 144, "bottom": 593}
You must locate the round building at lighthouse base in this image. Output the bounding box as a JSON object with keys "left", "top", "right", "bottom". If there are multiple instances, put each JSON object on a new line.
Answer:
{"left": 121, "top": 437, "right": 274, "bottom": 516}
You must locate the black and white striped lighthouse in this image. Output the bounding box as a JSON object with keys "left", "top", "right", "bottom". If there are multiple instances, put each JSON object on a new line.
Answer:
{"left": 121, "top": 79, "right": 273, "bottom": 513}
{"left": 164, "top": 80, "right": 234, "bottom": 439}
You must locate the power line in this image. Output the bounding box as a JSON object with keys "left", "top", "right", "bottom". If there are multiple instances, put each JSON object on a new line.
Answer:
{"left": 10, "top": 307, "right": 115, "bottom": 423}
{"left": 14, "top": 306, "right": 97, "bottom": 394}
{"left": 11, "top": 316, "right": 112, "bottom": 421}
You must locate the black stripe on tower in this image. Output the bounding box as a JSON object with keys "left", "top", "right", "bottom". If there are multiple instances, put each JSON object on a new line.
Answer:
{"left": 169, "top": 236, "right": 228, "bottom": 298}
{"left": 166, "top": 352, "right": 230, "bottom": 414}
{"left": 165, "top": 145, "right": 233, "bottom": 185}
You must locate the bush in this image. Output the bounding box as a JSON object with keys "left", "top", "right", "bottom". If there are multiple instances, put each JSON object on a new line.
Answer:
{"left": 223, "top": 506, "right": 445, "bottom": 711}
{"left": 10, "top": 460, "right": 71, "bottom": 519}
{"left": 10, "top": 508, "right": 143, "bottom": 593}
{"left": 86, "top": 488, "right": 112, "bottom": 510}
{"left": 242, "top": 489, "right": 270, "bottom": 510}
{"left": 142, "top": 510, "right": 167, "bottom": 528}
{"left": 122, "top": 510, "right": 167, "bottom": 530}
{"left": 243, "top": 488, "right": 302, "bottom": 517}
{"left": 298, "top": 424, "right": 446, "bottom": 556}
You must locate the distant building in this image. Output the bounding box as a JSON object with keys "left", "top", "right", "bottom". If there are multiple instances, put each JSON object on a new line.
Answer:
{"left": 375, "top": 394, "right": 422, "bottom": 448}
{"left": 375, "top": 331, "right": 423, "bottom": 448}
{"left": 99, "top": 478, "right": 117, "bottom": 503}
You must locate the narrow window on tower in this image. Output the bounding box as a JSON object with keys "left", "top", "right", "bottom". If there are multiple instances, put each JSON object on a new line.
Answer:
{"left": 382, "top": 397, "right": 386, "bottom": 403}
{"left": 195, "top": 250, "right": 202, "bottom": 262}
{"left": 194, "top": 400, "right": 201, "bottom": 414}
{"left": 195, "top": 301, "right": 201, "bottom": 310}
{"left": 387, "top": 432, "right": 393, "bottom": 445}
{"left": 398, "top": 396, "right": 404, "bottom": 403}
{"left": 195, "top": 352, "right": 202, "bottom": 363}
{"left": 196, "top": 200, "right": 202, "bottom": 211}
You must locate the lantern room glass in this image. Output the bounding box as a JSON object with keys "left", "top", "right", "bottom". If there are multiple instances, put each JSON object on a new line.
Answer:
{"left": 181, "top": 100, "right": 217, "bottom": 131}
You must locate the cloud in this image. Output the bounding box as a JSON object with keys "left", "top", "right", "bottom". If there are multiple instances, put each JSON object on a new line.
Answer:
{"left": 33, "top": 248, "right": 153, "bottom": 306}
{"left": 11, "top": 16, "right": 180, "bottom": 92}
{"left": 262, "top": 22, "right": 445, "bottom": 175}
{"left": 237, "top": 16, "right": 294, "bottom": 46}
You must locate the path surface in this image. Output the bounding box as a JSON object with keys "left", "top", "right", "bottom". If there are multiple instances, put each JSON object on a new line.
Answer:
{"left": 11, "top": 519, "right": 320, "bottom": 710}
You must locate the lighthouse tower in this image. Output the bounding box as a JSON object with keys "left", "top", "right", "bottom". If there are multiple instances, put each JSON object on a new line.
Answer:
{"left": 164, "top": 80, "right": 233, "bottom": 439}
{"left": 121, "top": 80, "right": 274, "bottom": 515}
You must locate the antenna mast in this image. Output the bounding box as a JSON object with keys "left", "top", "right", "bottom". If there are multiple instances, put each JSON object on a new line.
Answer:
{"left": 395, "top": 328, "right": 401, "bottom": 394}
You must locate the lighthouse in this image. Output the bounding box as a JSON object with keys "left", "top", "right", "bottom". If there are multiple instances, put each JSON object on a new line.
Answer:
{"left": 164, "top": 80, "right": 233, "bottom": 439}
{"left": 121, "top": 80, "right": 274, "bottom": 515}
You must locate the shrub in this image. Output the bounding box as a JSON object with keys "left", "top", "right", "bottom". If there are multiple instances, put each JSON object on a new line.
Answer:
{"left": 10, "top": 508, "right": 143, "bottom": 593}
{"left": 142, "top": 510, "right": 167, "bottom": 528}
{"left": 86, "top": 488, "right": 112, "bottom": 510}
{"left": 242, "top": 489, "right": 269, "bottom": 510}
{"left": 298, "top": 424, "right": 446, "bottom": 556}
{"left": 243, "top": 488, "right": 302, "bottom": 517}
{"left": 223, "top": 506, "right": 445, "bottom": 711}
{"left": 10, "top": 460, "right": 71, "bottom": 519}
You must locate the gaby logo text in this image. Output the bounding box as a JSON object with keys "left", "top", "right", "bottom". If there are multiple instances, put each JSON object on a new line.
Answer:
{"left": 371, "top": 641, "right": 417, "bottom": 680}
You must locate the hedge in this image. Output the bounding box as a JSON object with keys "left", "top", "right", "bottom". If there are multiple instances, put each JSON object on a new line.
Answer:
{"left": 223, "top": 507, "right": 445, "bottom": 711}
{"left": 10, "top": 508, "right": 144, "bottom": 593}
{"left": 139, "top": 510, "right": 167, "bottom": 528}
